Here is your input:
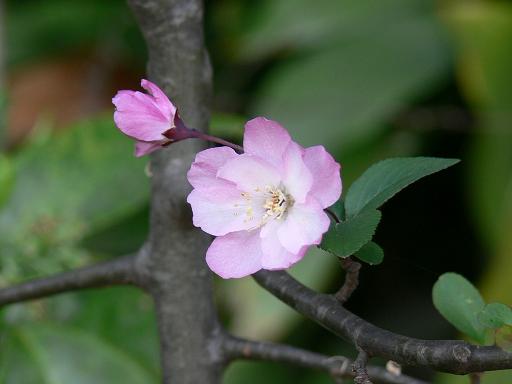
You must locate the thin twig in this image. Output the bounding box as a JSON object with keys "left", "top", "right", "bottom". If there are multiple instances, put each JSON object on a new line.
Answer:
{"left": 0, "top": 255, "right": 137, "bottom": 307}
{"left": 190, "top": 129, "right": 244, "bottom": 152}
{"left": 353, "top": 347, "right": 373, "bottom": 384}
{"left": 252, "top": 270, "right": 512, "bottom": 374}
{"left": 335, "top": 257, "right": 362, "bottom": 303}
{"left": 223, "top": 335, "right": 429, "bottom": 384}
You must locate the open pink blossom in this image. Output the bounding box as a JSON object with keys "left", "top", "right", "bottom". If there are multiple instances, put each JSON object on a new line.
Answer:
{"left": 113, "top": 79, "right": 178, "bottom": 157}
{"left": 187, "top": 117, "right": 342, "bottom": 278}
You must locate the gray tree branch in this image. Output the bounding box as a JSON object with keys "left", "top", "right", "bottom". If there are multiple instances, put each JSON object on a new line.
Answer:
{"left": 223, "top": 335, "right": 429, "bottom": 384}
{"left": 354, "top": 347, "right": 373, "bottom": 384}
{"left": 253, "top": 270, "right": 512, "bottom": 375}
{"left": 126, "top": 1, "right": 222, "bottom": 383}
{"left": 335, "top": 257, "right": 362, "bottom": 303}
{"left": 0, "top": 255, "right": 137, "bottom": 306}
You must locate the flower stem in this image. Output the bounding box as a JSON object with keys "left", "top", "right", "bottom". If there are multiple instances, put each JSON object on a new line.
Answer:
{"left": 190, "top": 130, "right": 244, "bottom": 152}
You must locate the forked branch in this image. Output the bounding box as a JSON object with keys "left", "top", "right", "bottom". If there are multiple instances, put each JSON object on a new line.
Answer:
{"left": 253, "top": 270, "right": 512, "bottom": 375}
{"left": 223, "top": 335, "right": 429, "bottom": 384}
{"left": 353, "top": 347, "right": 373, "bottom": 384}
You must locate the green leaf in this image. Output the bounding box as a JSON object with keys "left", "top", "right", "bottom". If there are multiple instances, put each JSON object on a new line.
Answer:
{"left": 447, "top": 2, "right": 512, "bottom": 248}
{"left": 354, "top": 241, "right": 384, "bottom": 265}
{"left": 432, "top": 273, "right": 488, "bottom": 343}
{"left": 345, "top": 157, "right": 460, "bottom": 218}
{"left": 61, "top": 287, "right": 159, "bottom": 375}
{"left": 321, "top": 209, "right": 381, "bottom": 258}
{"left": 328, "top": 199, "right": 345, "bottom": 222}
{"left": 478, "top": 303, "right": 512, "bottom": 329}
{"left": 0, "top": 324, "right": 156, "bottom": 384}
{"left": 250, "top": 0, "right": 451, "bottom": 153}
{"left": 0, "top": 116, "right": 149, "bottom": 283}
{"left": 6, "top": 0, "right": 144, "bottom": 67}
{"left": 496, "top": 325, "right": 512, "bottom": 352}
{"left": 0, "top": 155, "right": 14, "bottom": 209}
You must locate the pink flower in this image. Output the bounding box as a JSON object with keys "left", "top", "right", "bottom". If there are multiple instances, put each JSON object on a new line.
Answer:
{"left": 187, "top": 117, "right": 342, "bottom": 278}
{"left": 113, "top": 79, "right": 179, "bottom": 157}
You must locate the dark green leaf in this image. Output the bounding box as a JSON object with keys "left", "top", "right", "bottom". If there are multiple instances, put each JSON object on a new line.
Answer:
{"left": 0, "top": 324, "right": 156, "bottom": 384}
{"left": 432, "top": 273, "right": 488, "bottom": 343}
{"left": 345, "top": 157, "right": 459, "bottom": 218}
{"left": 478, "top": 303, "right": 512, "bottom": 329}
{"left": 250, "top": 1, "right": 451, "bottom": 153}
{"left": 328, "top": 199, "right": 345, "bottom": 222}
{"left": 321, "top": 209, "right": 381, "bottom": 258}
{"left": 240, "top": 0, "right": 439, "bottom": 59}
{"left": 354, "top": 241, "right": 384, "bottom": 265}
{"left": 62, "top": 287, "right": 159, "bottom": 375}
{"left": 6, "top": 0, "right": 144, "bottom": 67}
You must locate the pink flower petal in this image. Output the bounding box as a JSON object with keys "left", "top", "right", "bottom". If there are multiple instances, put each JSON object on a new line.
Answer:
{"left": 278, "top": 199, "right": 330, "bottom": 254}
{"left": 303, "top": 145, "right": 342, "bottom": 208}
{"left": 134, "top": 141, "right": 164, "bottom": 157}
{"left": 187, "top": 189, "right": 258, "bottom": 236}
{"left": 243, "top": 117, "right": 292, "bottom": 169}
{"left": 206, "top": 230, "right": 263, "bottom": 278}
{"left": 282, "top": 142, "right": 312, "bottom": 203}
{"left": 186, "top": 116, "right": 343, "bottom": 278}
{"left": 260, "top": 221, "right": 307, "bottom": 269}
{"left": 113, "top": 90, "right": 171, "bottom": 142}
{"left": 217, "top": 154, "right": 281, "bottom": 192}
{"left": 141, "top": 79, "right": 176, "bottom": 118}
{"left": 187, "top": 147, "right": 238, "bottom": 191}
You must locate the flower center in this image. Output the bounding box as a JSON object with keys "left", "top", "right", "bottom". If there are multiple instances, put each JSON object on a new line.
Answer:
{"left": 237, "top": 186, "right": 294, "bottom": 229}
{"left": 262, "top": 186, "right": 293, "bottom": 221}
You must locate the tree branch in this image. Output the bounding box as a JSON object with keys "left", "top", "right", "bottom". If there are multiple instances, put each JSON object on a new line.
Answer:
{"left": 0, "top": 255, "right": 138, "bottom": 307}
{"left": 354, "top": 347, "right": 373, "bottom": 384}
{"left": 469, "top": 372, "right": 482, "bottom": 384}
{"left": 127, "top": 1, "right": 222, "bottom": 383}
{"left": 223, "top": 335, "right": 429, "bottom": 384}
{"left": 336, "top": 257, "right": 362, "bottom": 303}
{"left": 253, "top": 270, "right": 512, "bottom": 375}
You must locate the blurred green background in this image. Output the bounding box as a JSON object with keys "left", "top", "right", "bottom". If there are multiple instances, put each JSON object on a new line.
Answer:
{"left": 0, "top": 0, "right": 511, "bottom": 382}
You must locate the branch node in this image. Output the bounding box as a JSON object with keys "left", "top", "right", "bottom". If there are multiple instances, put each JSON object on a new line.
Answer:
{"left": 469, "top": 372, "right": 483, "bottom": 384}
{"left": 385, "top": 360, "right": 402, "bottom": 376}
{"left": 353, "top": 347, "right": 373, "bottom": 384}
{"left": 326, "top": 355, "right": 351, "bottom": 378}
{"left": 253, "top": 270, "right": 512, "bottom": 375}
{"left": 335, "top": 257, "right": 362, "bottom": 303}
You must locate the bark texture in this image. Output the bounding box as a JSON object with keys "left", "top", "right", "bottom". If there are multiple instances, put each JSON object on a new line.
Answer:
{"left": 254, "top": 270, "right": 512, "bottom": 374}
{"left": 126, "top": 1, "right": 222, "bottom": 383}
